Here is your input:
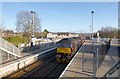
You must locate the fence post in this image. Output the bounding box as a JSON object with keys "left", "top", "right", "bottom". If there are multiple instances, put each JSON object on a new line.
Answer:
{"left": 96, "top": 49, "right": 99, "bottom": 68}
{"left": 0, "top": 49, "right": 2, "bottom": 67}
{"left": 81, "top": 51, "right": 84, "bottom": 72}
{"left": 93, "top": 51, "right": 96, "bottom": 78}
{"left": 8, "top": 52, "right": 9, "bottom": 60}
{"left": 106, "top": 74, "right": 109, "bottom": 79}
{"left": 6, "top": 41, "right": 7, "bottom": 50}
{"left": 13, "top": 46, "right": 14, "bottom": 54}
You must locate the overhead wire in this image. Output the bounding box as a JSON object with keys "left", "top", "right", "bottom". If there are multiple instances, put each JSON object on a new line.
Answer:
{"left": 95, "top": 1, "right": 117, "bottom": 15}
{"left": 90, "top": 1, "right": 118, "bottom": 32}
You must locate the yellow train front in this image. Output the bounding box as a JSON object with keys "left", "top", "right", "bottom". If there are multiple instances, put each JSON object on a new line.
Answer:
{"left": 56, "top": 37, "right": 82, "bottom": 63}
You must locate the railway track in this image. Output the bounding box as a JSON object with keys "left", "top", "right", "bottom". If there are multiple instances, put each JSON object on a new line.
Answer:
{"left": 43, "top": 63, "right": 67, "bottom": 79}
{"left": 22, "top": 57, "right": 67, "bottom": 79}
{"left": 21, "top": 42, "right": 83, "bottom": 78}
{"left": 23, "top": 57, "right": 58, "bottom": 78}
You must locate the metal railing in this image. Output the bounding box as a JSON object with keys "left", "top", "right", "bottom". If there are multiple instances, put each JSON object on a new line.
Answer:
{"left": 96, "top": 40, "right": 111, "bottom": 68}
{"left": 102, "top": 58, "right": 120, "bottom": 79}
{"left": 0, "top": 37, "right": 21, "bottom": 57}
{"left": 21, "top": 42, "right": 57, "bottom": 52}
{"left": 81, "top": 39, "right": 111, "bottom": 78}
{"left": 81, "top": 49, "right": 97, "bottom": 78}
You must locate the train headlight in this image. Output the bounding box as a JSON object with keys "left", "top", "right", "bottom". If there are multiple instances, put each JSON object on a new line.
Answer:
{"left": 58, "top": 55, "right": 61, "bottom": 57}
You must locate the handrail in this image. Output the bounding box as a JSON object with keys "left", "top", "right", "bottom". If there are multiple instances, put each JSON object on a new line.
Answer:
{"left": 0, "top": 37, "right": 21, "bottom": 57}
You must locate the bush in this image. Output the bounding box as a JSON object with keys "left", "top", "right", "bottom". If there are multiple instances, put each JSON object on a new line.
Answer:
{"left": 3, "top": 35, "right": 28, "bottom": 46}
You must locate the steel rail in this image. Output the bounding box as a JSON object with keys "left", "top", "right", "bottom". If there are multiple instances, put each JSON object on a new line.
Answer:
{"left": 22, "top": 57, "right": 56, "bottom": 78}
{"left": 41, "top": 63, "right": 59, "bottom": 79}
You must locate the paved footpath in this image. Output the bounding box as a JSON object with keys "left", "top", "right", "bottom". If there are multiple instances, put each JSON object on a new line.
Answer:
{"left": 59, "top": 42, "right": 119, "bottom": 78}
{"left": 96, "top": 45, "right": 119, "bottom": 77}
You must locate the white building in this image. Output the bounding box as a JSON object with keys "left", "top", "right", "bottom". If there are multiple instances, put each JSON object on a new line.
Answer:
{"left": 47, "top": 32, "right": 58, "bottom": 38}
{"left": 47, "top": 32, "right": 79, "bottom": 39}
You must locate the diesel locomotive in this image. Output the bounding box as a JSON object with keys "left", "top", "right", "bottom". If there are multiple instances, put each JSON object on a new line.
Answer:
{"left": 56, "top": 37, "right": 84, "bottom": 63}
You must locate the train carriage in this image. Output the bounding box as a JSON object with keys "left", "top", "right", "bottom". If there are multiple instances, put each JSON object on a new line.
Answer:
{"left": 56, "top": 37, "right": 83, "bottom": 63}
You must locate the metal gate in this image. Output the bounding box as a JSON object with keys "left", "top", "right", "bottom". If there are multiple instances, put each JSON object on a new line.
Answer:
{"left": 81, "top": 40, "right": 111, "bottom": 78}
{"left": 81, "top": 49, "right": 97, "bottom": 78}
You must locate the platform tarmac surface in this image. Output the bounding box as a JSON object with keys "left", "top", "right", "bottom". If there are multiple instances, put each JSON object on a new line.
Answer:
{"left": 59, "top": 42, "right": 119, "bottom": 78}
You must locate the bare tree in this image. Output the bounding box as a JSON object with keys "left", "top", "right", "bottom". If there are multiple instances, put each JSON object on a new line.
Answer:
{"left": 16, "top": 11, "right": 41, "bottom": 34}
{"left": 98, "top": 26, "right": 118, "bottom": 38}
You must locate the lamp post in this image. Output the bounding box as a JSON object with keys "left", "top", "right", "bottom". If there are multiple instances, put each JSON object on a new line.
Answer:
{"left": 30, "top": 11, "right": 35, "bottom": 50}
{"left": 89, "top": 25, "right": 91, "bottom": 39}
{"left": 91, "top": 11, "right": 96, "bottom": 78}
{"left": 91, "top": 11, "right": 94, "bottom": 40}
{"left": 31, "top": 11, "right": 35, "bottom": 38}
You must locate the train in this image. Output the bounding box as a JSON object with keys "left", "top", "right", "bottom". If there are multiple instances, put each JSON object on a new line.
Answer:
{"left": 56, "top": 37, "right": 84, "bottom": 63}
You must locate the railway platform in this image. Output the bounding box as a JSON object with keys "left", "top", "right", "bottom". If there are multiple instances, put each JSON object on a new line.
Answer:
{"left": 0, "top": 45, "right": 57, "bottom": 78}
{"left": 59, "top": 41, "right": 119, "bottom": 78}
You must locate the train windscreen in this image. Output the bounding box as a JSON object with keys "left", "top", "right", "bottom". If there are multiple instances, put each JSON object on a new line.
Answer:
{"left": 58, "top": 38, "right": 72, "bottom": 48}
{"left": 59, "top": 40, "right": 71, "bottom": 48}
{"left": 59, "top": 43, "right": 71, "bottom": 48}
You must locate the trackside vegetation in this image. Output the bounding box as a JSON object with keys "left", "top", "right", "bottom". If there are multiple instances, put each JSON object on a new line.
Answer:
{"left": 3, "top": 35, "right": 28, "bottom": 47}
